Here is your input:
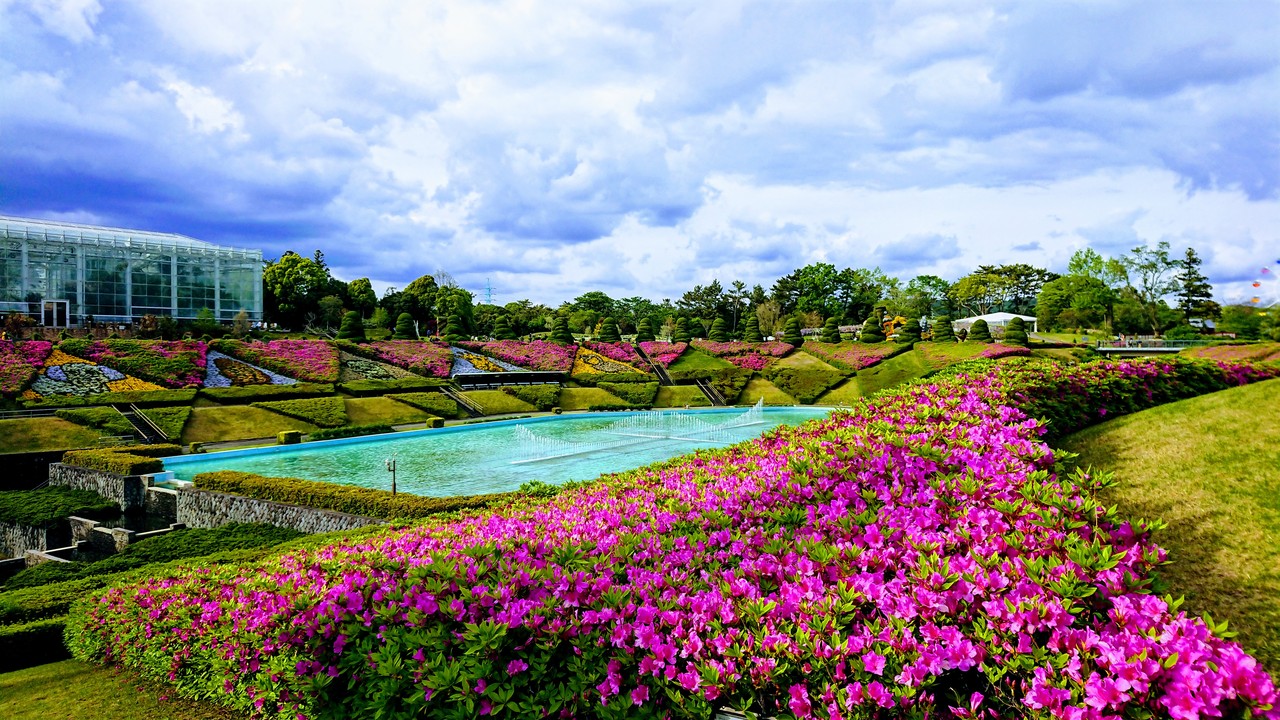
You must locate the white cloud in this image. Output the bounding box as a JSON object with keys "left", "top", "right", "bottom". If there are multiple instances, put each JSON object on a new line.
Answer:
{"left": 10, "top": 0, "right": 101, "bottom": 43}
{"left": 157, "top": 70, "right": 245, "bottom": 137}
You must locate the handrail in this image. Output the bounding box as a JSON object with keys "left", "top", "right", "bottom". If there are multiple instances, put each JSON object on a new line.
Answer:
{"left": 129, "top": 403, "right": 170, "bottom": 442}
{"left": 0, "top": 408, "right": 59, "bottom": 420}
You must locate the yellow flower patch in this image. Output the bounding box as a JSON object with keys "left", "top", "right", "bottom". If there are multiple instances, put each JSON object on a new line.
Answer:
{"left": 46, "top": 349, "right": 94, "bottom": 365}
{"left": 572, "top": 347, "right": 640, "bottom": 374}
{"left": 107, "top": 377, "right": 165, "bottom": 392}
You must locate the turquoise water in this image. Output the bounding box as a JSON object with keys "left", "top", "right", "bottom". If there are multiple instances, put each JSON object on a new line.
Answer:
{"left": 164, "top": 407, "right": 830, "bottom": 497}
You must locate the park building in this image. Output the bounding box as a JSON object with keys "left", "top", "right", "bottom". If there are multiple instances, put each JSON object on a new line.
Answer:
{"left": 0, "top": 215, "right": 263, "bottom": 327}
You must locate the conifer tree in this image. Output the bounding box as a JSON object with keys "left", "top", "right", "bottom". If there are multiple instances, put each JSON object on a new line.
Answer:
{"left": 783, "top": 316, "right": 803, "bottom": 346}
{"left": 493, "top": 315, "right": 516, "bottom": 340}
{"left": 932, "top": 315, "right": 955, "bottom": 342}
{"left": 634, "top": 317, "right": 655, "bottom": 343}
{"left": 860, "top": 310, "right": 886, "bottom": 343}
{"left": 1175, "top": 247, "right": 1219, "bottom": 322}
{"left": 743, "top": 314, "right": 763, "bottom": 343}
{"left": 444, "top": 314, "right": 466, "bottom": 342}
{"left": 1003, "top": 317, "right": 1028, "bottom": 346}
{"left": 673, "top": 317, "right": 692, "bottom": 343}
{"left": 820, "top": 316, "right": 841, "bottom": 343}
{"left": 599, "top": 317, "right": 622, "bottom": 343}
{"left": 337, "top": 311, "right": 366, "bottom": 342}
{"left": 709, "top": 317, "right": 728, "bottom": 342}
{"left": 392, "top": 312, "right": 417, "bottom": 340}
{"left": 969, "top": 318, "right": 993, "bottom": 342}
{"left": 898, "top": 317, "right": 921, "bottom": 343}
{"left": 550, "top": 315, "right": 575, "bottom": 344}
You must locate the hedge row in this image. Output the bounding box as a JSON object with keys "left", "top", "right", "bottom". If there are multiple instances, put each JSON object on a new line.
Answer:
{"left": 499, "top": 384, "right": 560, "bottom": 411}
{"left": 250, "top": 397, "right": 348, "bottom": 428}
{"left": 3, "top": 523, "right": 304, "bottom": 591}
{"left": 386, "top": 392, "right": 460, "bottom": 418}
{"left": 198, "top": 383, "right": 334, "bottom": 404}
{"left": 569, "top": 372, "right": 654, "bottom": 386}
{"left": 761, "top": 366, "right": 847, "bottom": 404}
{"left": 597, "top": 381, "right": 659, "bottom": 406}
{"left": 307, "top": 424, "right": 399, "bottom": 441}
{"left": 54, "top": 407, "right": 136, "bottom": 437}
{"left": 0, "top": 487, "right": 118, "bottom": 527}
{"left": 0, "top": 617, "right": 69, "bottom": 671}
{"left": 193, "top": 471, "right": 514, "bottom": 520}
{"left": 60, "top": 444, "right": 182, "bottom": 475}
{"left": 337, "top": 377, "right": 449, "bottom": 396}
{"left": 21, "top": 388, "right": 197, "bottom": 409}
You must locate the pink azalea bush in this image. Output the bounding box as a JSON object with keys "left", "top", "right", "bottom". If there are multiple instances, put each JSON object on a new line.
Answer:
{"left": 0, "top": 339, "right": 53, "bottom": 394}
{"left": 213, "top": 340, "right": 338, "bottom": 383}
{"left": 457, "top": 340, "right": 577, "bottom": 372}
{"left": 65, "top": 357, "right": 1280, "bottom": 719}
{"left": 583, "top": 341, "right": 645, "bottom": 366}
{"left": 726, "top": 353, "right": 771, "bottom": 370}
{"left": 60, "top": 339, "right": 207, "bottom": 388}
{"left": 361, "top": 340, "right": 454, "bottom": 378}
{"left": 1183, "top": 343, "right": 1280, "bottom": 363}
{"left": 638, "top": 341, "right": 687, "bottom": 367}
{"left": 692, "top": 339, "right": 793, "bottom": 357}
{"left": 801, "top": 342, "right": 901, "bottom": 372}
{"left": 978, "top": 343, "right": 1033, "bottom": 360}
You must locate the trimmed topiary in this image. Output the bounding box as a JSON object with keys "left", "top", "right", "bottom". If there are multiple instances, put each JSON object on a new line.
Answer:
{"left": 634, "top": 317, "right": 655, "bottom": 343}
{"left": 969, "top": 318, "right": 993, "bottom": 343}
{"left": 444, "top": 314, "right": 465, "bottom": 343}
{"left": 931, "top": 315, "right": 956, "bottom": 342}
{"left": 336, "top": 311, "right": 366, "bottom": 342}
{"left": 782, "top": 316, "right": 803, "bottom": 346}
{"left": 392, "top": 313, "right": 417, "bottom": 340}
{"left": 860, "top": 311, "right": 886, "bottom": 343}
{"left": 820, "top": 317, "right": 840, "bottom": 343}
{"left": 898, "top": 317, "right": 922, "bottom": 343}
{"left": 708, "top": 317, "right": 728, "bottom": 342}
{"left": 743, "top": 314, "right": 763, "bottom": 343}
{"left": 549, "top": 315, "right": 575, "bottom": 345}
{"left": 598, "top": 317, "right": 622, "bottom": 343}
{"left": 673, "top": 317, "right": 692, "bottom": 344}
{"left": 493, "top": 315, "right": 516, "bottom": 341}
{"left": 1003, "top": 317, "right": 1029, "bottom": 347}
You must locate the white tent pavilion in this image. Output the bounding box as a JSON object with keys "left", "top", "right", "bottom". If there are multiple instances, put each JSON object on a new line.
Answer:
{"left": 951, "top": 312, "right": 1038, "bottom": 333}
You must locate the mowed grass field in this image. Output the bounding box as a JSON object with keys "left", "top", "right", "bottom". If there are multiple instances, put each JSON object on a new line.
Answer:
{"left": 0, "top": 660, "right": 247, "bottom": 720}
{"left": 1058, "top": 378, "right": 1280, "bottom": 675}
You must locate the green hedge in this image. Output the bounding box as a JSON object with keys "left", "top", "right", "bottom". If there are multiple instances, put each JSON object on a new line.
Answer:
{"left": 0, "top": 575, "right": 118, "bottom": 625}
{"left": 21, "top": 389, "right": 197, "bottom": 409}
{"left": 670, "top": 368, "right": 753, "bottom": 404}
{"left": 570, "top": 372, "right": 654, "bottom": 386}
{"left": 338, "top": 377, "right": 449, "bottom": 396}
{"left": 499, "top": 384, "right": 560, "bottom": 411}
{"left": 194, "top": 471, "right": 514, "bottom": 520}
{"left": 54, "top": 407, "right": 136, "bottom": 437}
{"left": 307, "top": 424, "right": 399, "bottom": 441}
{"left": 762, "top": 366, "right": 846, "bottom": 404}
{"left": 387, "top": 392, "right": 461, "bottom": 418}
{"left": 198, "top": 383, "right": 334, "bottom": 404}
{"left": 0, "top": 617, "right": 69, "bottom": 671}
{"left": 61, "top": 449, "right": 164, "bottom": 475}
{"left": 251, "top": 396, "right": 347, "bottom": 428}
{"left": 0, "top": 487, "right": 118, "bottom": 527}
{"left": 597, "top": 381, "right": 659, "bottom": 407}
{"left": 138, "top": 406, "right": 191, "bottom": 440}
{"left": 2, "top": 523, "right": 304, "bottom": 591}
{"left": 104, "top": 443, "right": 183, "bottom": 458}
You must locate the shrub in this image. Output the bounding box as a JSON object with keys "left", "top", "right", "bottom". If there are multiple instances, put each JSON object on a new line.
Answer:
{"left": 859, "top": 310, "right": 886, "bottom": 343}
{"left": 0, "top": 617, "right": 68, "bottom": 671}
{"left": 277, "top": 430, "right": 302, "bottom": 444}
{"left": 387, "top": 392, "right": 461, "bottom": 419}
{"left": 392, "top": 313, "right": 417, "bottom": 340}
{"left": 199, "top": 383, "right": 334, "bottom": 404}
{"left": 307, "top": 424, "right": 396, "bottom": 441}
{"left": 336, "top": 311, "right": 366, "bottom": 342}
{"left": 634, "top": 318, "right": 655, "bottom": 343}
{"left": 138, "top": 406, "right": 192, "bottom": 440}
{"left": 969, "top": 318, "right": 993, "bottom": 342}
{"left": 192, "top": 471, "right": 514, "bottom": 520}
{"left": 61, "top": 449, "right": 164, "bottom": 476}
{"left": 819, "top": 317, "right": 840, "bottom": 343}
{"left": 337, "top": 377, "right": 447, "bottom": 396}
{"left": 598, "top": 317, "right": 621, "bottom": 343}
{"left": 570, "top": 372, "right": 654, "bottom": 386}
{"left": 742, "top": 314, "right": 763, "bottom": 343}
{"left": 492, "top": 315, "right": 516, "bottom": 341}
{"left": 0, "top": 487, "right": 118, "bottom": 527}
{"left": 673, "top": 317, "right": 691, "bottom": 343}
{"left": 347, "top": 341, "right": 453, "bottom": 378}
{"left": 549, "top": 315, "right": 574, "bottom": 344}
{"left": 931, "top": 314, "right": 956, "bottom": 342}
{"left": 708, "top": 317, "right": 728, "bottom": 342}
{"left": 252, "top": 397, "right": 348, "bottom": 428}
{"left": 1003, "top": 317, "right": 1029, "bottom": 346}
{"left": 597, "top": 381, "right": 659, "bottom": 407}
{"left": 898, "top": 317, "right": 922, "bottom": 343}
{"left": 54, "top": 407, "right": 136, "bottom": 437}
{"left": 20, "top": 388, "right": 197, "bottom": 409}
{"left": 761, "top": 365, "right": 845, "bottom": 404}
{"left": 500, "top": 384, "right": 560, "bottom": 411}
{"left": 782, "top": 316, "right": 803, "bottom": 346}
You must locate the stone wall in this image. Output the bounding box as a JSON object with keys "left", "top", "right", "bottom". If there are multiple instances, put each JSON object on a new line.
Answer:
{"left": 145, "top": 486, "right": 179, "bottom": 523}
{"left": 0, "top": 520, "right": 63, "bottom": 558}
{"left": 48, "top": 463, "right": 145, "bottom": 511}
{"left": 176, "top": 489, "right": 382, "bottom": 534}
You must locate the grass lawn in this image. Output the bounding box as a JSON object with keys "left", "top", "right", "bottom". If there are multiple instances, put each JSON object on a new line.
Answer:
{"left": 343, "top": 396, "right": 435, "bottom": 426}
{"left": 557, "top": 387, "right": 628, "bottom": 410}
{"left": 1057, "top": 379, "right": 1280, "bottom": 675}
{"left": 667, "top": 349, "right": 734, "bottom": 371}
{"left": 737, "top": 377, "right": 797, "bottom": 406}
{"left": 774, "top": 351, "right": 840, "bottom": 372}
{"left": 0, "top": 660, "right": 246, "bottom": 720}
{"left": 181, "top": 406, "right": 318, "bottom": 444}
{"left": 0, "top": 418, "right": 103, "bottom": 454}
{"left": 815, "top": 378, "right": 861, "bottom": 405}
{"left": 459, "top": 390, "right": 537, "bottom": 415}
{"left": 1031, "top": 348, "right": 1082, "bottom": 362}
{"left": 653, "top": 385, "right": 711, "bottom": 408}
{"left": 1032, "top": 331, "right": 1098, "bottom": 344}
{"left": 856, "top": 349, "right": 929, "bottom": 397}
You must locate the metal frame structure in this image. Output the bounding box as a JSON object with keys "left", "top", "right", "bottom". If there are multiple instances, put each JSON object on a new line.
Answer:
{"left": 0, "top": 215, "right": 263, "bottom": 325}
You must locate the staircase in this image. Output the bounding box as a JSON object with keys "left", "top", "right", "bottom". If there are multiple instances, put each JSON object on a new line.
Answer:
{"left": 634, "top": 345, "right": 675, "bottom": 386}
{"left": 694, "top": 378, "right": 727, "bottom": 406}
{"left": 112, "top": 404, "right": 167, "bottom": 444}
{"left": 439, "top": 386, "right": 484, "bottom": 418}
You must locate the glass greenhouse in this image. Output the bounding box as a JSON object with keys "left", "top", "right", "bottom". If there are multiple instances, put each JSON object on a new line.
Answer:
{"left": 0, "top": 215, "right": 262, "bottom": 326}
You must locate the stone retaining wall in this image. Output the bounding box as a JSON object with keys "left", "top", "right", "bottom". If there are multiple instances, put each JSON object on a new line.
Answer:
{"left": 0, "top": 520, "right": 63, "bottom": 558}
{"left": 48, "top": 463, "right": 145, "bottom": 511}
{"left": 176, "top": 489, "right": 382, "bottom": 534}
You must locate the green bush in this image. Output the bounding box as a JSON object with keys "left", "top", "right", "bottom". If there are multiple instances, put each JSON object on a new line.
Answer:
{"left": 21, "top": 389, "right": 198, "bottom": 409}
{"left": 708, "top": 317, "right": 728, "bottom": 342}
{"left": 820, "top": 317, "right": 841, "bottom": 343}
{"left": 598, "top": 317, "right": 621, "bottom": 343}
{"left": 597, "top": 381, "right": 659, "bottom": 407}
{"left": 1003, "top": 317, "right": 1029, "bottom": 347}
{"left": 2, "top": 523, "right": 303, "bottom": 591}
{"left": 743, "top": 314, "right": 763, "bottom": 343}
{"left": 668, "top": 368, "right": 752, "bottom": 404}
{"left": 783, "top": 316, "right": 803, "bottom": 346}
{"left": 0, "top": 617, "right": 68, "bottom": 672}
{"left": 932, "top": 315, "right": 956, "bottom": 342}
{"left": 673, "top": 317, "right": 692, "bottom": 343}
{"left": 307, "top": 424, "right": 396, "bottom": 441}
{"left": 198, "top": 383, "right": 334, "bottom": 404}
{"left": 337, "top": 377, "right": 447, "bottom": 396}
{"left": 634, "top": 317, "right": 655, "bottom": 343}
{"left": 54, "top": 407, "right": 136, "bottom": 437}
{"left": 0, "top": 487, "right": 118, "bottom": 527}
{"left": 570, "top": 372, "right": 653, "bottom": 386}
{"left": 898, "top": 317, "right": 922, "bottom": 343}
{"left": 388, "top": 392, "right": 461, "bottom": 418}
{"left": 860, "top": 311, "right": 886, "bottom": 343}
{"left": 499, "top": 384, "right": 561, "bottom": 411}
{"left": 336, "top": 311, "right": 366, "bottom": 342}
{"left": 0, "top": 575, "right": 119, "bottom": 624}
{"left": 277, "top": 430, "right": 302, "bottom": 444}
{"left": 101, "top": 443, "right": 183, "bottom": 458}
{"left": 969, "top": 318, "right": 993, "bottom": 343}
{"left": 251, "top": 397, "right": 348, "bottom": 428}
{"left": 762, "top": 366, "right": 845, "bottom": 404}
{"left": 194, "top": 471, "right": 514, "bottom": 520}
{"left": 392, "top": 313, "right": 417, "bottom": 340}
{"left": 138, "top": 406, "right": 192, "bottom": 439}
{"left": 61, "top": 449, "right": 164, "bottom": 476}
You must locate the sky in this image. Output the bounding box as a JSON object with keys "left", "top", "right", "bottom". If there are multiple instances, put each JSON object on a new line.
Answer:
{"left": 2, "top": 0, "right": 1278, "bottom": 307}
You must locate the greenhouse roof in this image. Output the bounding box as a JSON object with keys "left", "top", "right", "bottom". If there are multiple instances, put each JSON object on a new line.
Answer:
{"left": 0, "top": 215, "right": 260, "bottom": 257}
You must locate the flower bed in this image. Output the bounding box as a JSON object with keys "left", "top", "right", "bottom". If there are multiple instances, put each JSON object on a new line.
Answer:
{"left": 978, "top": 343, "right": 1033, "bottom": 360}
{"left": 449, "top": 347, "right": 526, "bottom": 374}
{"left": 801, "top": 341, "right": 901, "bottom": 372}
{"left": 583, "top": 341, "right": 645, "bottom": 366}
{"left": 60, "top": 339, "right": 206, "bottom": 388}
{"left": 0, "top": 340, "right": 52, "bottom": 395}
{"left": 726, "top": 353, "right": 772, "bottom": 370}
{"left": 691, "top": 339, "right": 793, "bottom": 357}
{"left": 638, "top": 341, "right": 687, "bottom": 367}
{"left": 572, "top": 346, "right": 642, "bottom": 374}
{"left": 203, "top": 351, "right": 297, "bottom": 388}
{"left": 25, "top": 350, "right": 164, "bottom": 398}
{"left": 457, "top": 340, "right": 576, "bottom": 372}
{"left": 1183, "top": 342, "right": 1280, "bottom": 363}
{"left": 211, "top": 340, "right": 338, "bottom": 383}
{"left": 336, "top": 351, "right": 417, "bottom": 383}
{"left": 65, "top": 357, "right": 1280, "bottom": 720}
{"left": 356, "top": 341, "right": 454, "bottom": 378}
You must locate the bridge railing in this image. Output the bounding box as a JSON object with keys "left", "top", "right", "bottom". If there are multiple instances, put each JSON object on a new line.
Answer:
{"left": 1096, "top": 338, "right": 1207, "bottom": 349}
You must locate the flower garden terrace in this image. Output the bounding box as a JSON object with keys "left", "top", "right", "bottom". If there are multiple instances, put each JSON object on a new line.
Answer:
{"left": 65, "top": 357, "right": 1280, "bottom": 720}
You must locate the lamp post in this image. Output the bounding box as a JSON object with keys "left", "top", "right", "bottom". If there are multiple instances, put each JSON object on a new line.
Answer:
{"left": 385, "top": 457, "right": 397, "bottom": 495}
